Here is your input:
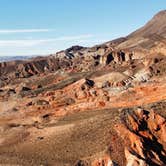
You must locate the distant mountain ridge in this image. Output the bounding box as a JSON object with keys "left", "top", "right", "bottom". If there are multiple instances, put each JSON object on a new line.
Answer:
{"left": 0, "top": 56, "right": 35, "bottom": 62}
{"left": 0, "top": 10, "right": 165, "bottom": 79}
{"left": 128, "top": 10, "right": 166, "bottom": 38}
{"left": 114, "top": 10, "right": 166, "bottom": 56}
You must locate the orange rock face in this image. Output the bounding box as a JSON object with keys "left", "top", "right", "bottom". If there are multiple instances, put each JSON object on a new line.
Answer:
{"left": 92, "top": 155, "right": 114, "bottom": 166}
{"left": 115, "top": 109, "right": 166, "bottom": 166}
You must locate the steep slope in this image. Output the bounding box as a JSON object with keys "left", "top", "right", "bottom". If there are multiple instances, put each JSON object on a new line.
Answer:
{"left": 128, "top": 10, "right": 166, "bottom": 38}
{"left": 115, "top": 10, "right": 166, "bottom": 57}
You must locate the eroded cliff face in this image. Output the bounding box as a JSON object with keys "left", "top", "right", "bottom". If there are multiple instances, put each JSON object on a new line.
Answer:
{"left": 116, "top": 109, "right": 166, "bottom": 166}
{"left": 0, "top": 56, "right": 60, "bottom": 79}
{"left": 85, "top": 109, "right": 166, "bottom": 166}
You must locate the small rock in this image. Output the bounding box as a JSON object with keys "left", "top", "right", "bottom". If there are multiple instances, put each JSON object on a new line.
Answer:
{"left": 85, "top": 78, "right": 95, "bottom": 87}
{"left": 65, "top": 98, "right": 75, "bottom": 105}
{"left": 102, "top": 81, "right": 111, "bottom": 88}
{"left": 7, "top": 89, "right": 16, "bottom": 94}
{"left": 36, "top": 99, "right": 49, "bottom": 106}
{"left": 37, "top": 136, "right": 44, "bottom": 140}
{"left": 12, "top": 107, "right": 19, "bottom": 112}
{"left": 75, "top": 160, "right": 88, "bottom": 166}
{"left": 21, "top": 86, "right": 31, "bottom": 91}
{"left": 37, "top": 85, "right": 42, "bottom": 88}
{"left": 26, "top": 101, "right": 33, "bottom": 106}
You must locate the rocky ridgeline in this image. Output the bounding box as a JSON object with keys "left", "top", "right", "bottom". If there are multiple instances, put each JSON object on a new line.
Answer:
{"left": 0, "top": 56, "right": 60, "bottom": 78}
{"left": 0, "top": 11, "right": 166, "bottom": 83}
{"left": 0, "top": 47, "right": 137, "bottom": 88}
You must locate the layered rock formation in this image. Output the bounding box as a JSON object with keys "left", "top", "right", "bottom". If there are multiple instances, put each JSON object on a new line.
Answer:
{"left": 90, "top": 109, "right": 166, "bottom": 166}
{"left": 1, "top": 11, "right": 166, "bottom": 83}
{"left": 116, "top": 109, "right": 166, "bottom": 166}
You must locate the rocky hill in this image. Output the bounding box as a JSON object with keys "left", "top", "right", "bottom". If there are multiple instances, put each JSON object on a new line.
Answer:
{"left": 0, "top": 10, "right": 165, "bottom": 166}
{"left": 116, "top": 10, "right": 166, "bottom": 57}
{"left": 128, "top": 10, "right": 166, "bottom": 38}
{"left": 1, "top": 11, "right": 166, "bottom": 83}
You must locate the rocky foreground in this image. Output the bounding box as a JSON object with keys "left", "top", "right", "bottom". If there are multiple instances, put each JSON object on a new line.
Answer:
{"left": 0, "top": 10, "right": 166, "bottom": 166}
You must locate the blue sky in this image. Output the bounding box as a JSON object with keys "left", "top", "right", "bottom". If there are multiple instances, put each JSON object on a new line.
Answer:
{"left": 0, "top": 0, "right": 165, "bottom": 56}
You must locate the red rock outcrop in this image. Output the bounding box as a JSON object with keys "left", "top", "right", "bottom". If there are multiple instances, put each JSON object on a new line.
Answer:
{"left": 115, "top": 109, "right": 166, "bottom": 166}
{"left": 92, "top": 155, "right": 115, "bottom": 166}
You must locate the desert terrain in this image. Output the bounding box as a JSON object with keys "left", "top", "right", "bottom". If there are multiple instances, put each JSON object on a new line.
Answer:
{"left": 0, "top": 10, "right": 166, "bottom": 166}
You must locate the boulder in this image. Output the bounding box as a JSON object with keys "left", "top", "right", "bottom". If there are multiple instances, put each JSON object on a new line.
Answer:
{"left": 21, "top": 86, "right": 31, "bottom": 91}
{"left": 36, "top": 99, "right": 49, "bottom": 106}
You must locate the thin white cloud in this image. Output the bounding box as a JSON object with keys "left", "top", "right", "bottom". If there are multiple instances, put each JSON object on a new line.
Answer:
{"left": 0, "top": 34, "right": 93, "bottom": 47}
{"left": 52, "top": 34, "right": 93, "bottom": 41}
{"left": 0, "top": 29, "right": 53, "bottom": 34}
{"left": 0, "top": 40, "right": 42, "bottom": 47}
